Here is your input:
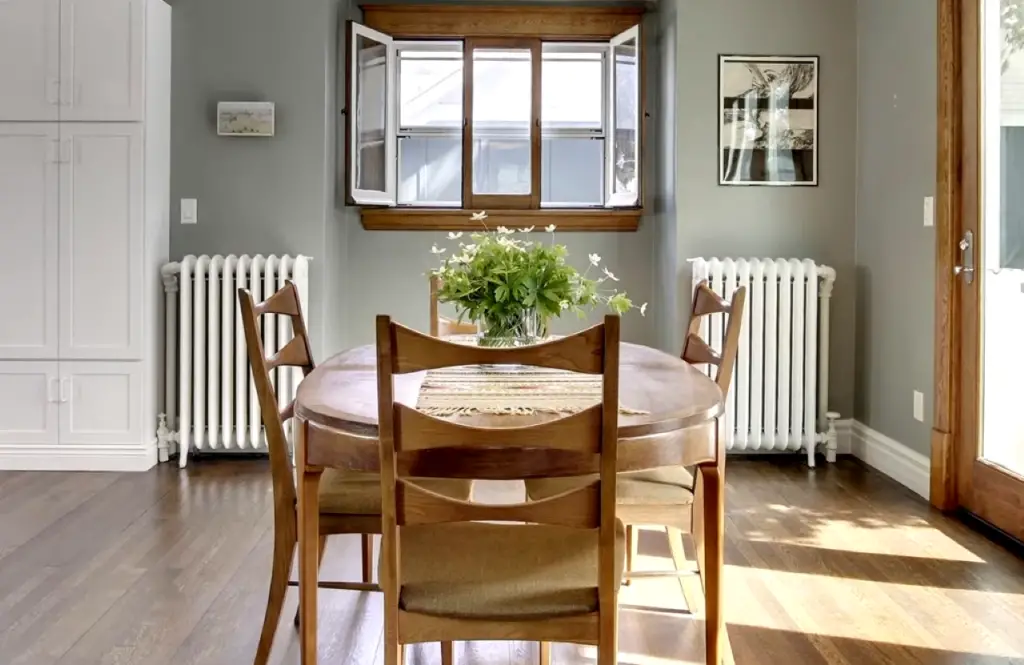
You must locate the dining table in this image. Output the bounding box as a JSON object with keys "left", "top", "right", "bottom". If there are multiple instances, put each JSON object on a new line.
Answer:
{"left": 291, "top": 340, "right": 725, "bottom": 664}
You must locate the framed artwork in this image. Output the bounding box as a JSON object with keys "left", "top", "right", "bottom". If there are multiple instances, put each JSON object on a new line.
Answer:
{"left": 718, "top": 55, "right": 818, "bottom": 186}
{"left": 217, "top": 102, "right": 276, "bottom": 137}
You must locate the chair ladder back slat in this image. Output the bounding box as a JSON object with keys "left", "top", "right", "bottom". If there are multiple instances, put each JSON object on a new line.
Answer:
{"left": 396, "top": 480, "right": 600, "bottom": 528}
{"left": 391, "top": 322, "right": 604, "bottom": 375}
{"left": 397, "top": 447, "right": 598, "bottom": 480}
{"left": 681, "top": 280, "right": 748, "bottom": 395}
{"left": 395, "top": 404, "right": 601, "bottom": 454}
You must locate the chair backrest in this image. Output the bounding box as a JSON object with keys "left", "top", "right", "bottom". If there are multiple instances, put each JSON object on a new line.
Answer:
{"left": 681, "top": 280, "right": 747, "bottom": 397}
{"left": 375, "top": 315, "right": 621, "bottom": 623}
{"left": 237, "top": 281, "right": 316, "bottom": 518}
{"left": 428, "top": 274, "right": 479, "bottom": 337}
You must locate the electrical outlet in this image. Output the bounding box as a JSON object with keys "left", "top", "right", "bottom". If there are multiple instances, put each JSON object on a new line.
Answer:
{"left": 923, "top": 196, "right": 934, "bottom": 227}
{"left": 913, "top": 390, "right": 925, "bottom": 422}
{"left": 180, "top": 198, "right": 197, "bottom": 225}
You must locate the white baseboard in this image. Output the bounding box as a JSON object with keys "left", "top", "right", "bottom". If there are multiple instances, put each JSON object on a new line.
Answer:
{"left": 849, "top": 421, "right": 930, "bottom": 499}
{"left": 833, "top": 418, "right": 854, "bottom": 455}
{"left": 0, "top": 444, "right": 158, "bottom": 472}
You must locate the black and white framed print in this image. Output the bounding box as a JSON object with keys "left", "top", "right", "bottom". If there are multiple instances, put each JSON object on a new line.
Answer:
{"left": 719, "top": 55, "right": 818, "bottom": 186}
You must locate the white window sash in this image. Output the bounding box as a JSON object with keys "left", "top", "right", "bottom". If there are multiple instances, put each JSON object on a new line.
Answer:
{"left": 605, "top": 24, "right": 640, "bottom": 208}
{"left": 350, "top": 22, "right": 397, "bottom": 206}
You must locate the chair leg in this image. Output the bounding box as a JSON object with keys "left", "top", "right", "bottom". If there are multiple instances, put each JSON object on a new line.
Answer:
{"left": 254, "top": 527, "right": 295, "bottom": 665}
{"left": 361, "top": 534, "right": 374, "bottom": 584}
{"left": 294, "top": 536, "right": 328, "bottom": 627}
{"left": 383, "top": 642, "right": 403, "bottom": 665}
{"left": 539, "top": 641, "right": 551, "bottom": 665}
{"left": 700, "top": 464, "right": 724, "bottom": 665}
{"left": 597, "top": 602, "right": 618, "bottom": 665}
{"left": 441, "top": 641, "right": 454, "bottom": 665}
{"left": 623, "top": 525, "right": 636, "bottom": 585}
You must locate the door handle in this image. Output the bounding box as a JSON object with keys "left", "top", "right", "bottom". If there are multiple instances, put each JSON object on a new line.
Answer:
{"left": 47, "top": 378, "right": 58, "bottom": 403}
{"left": 955, "top": 230, "right": 975, "bottom": 284}
{"left": 59, "top": 377, "right": 69, "bottom": 403}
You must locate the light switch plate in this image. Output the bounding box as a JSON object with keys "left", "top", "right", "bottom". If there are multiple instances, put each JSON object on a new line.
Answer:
{"left": 913, "top": 390, "right": 925, "bottom": 422}
{"left": 923, "top": 196, "right": 934, "bottom": 227}
{"left": 181, "top": 198, "right": 197, "bottom": 225}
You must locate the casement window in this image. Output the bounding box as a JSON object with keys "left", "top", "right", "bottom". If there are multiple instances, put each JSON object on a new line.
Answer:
{"left": 345, "top": 5, "right": 644, "bottom": 231}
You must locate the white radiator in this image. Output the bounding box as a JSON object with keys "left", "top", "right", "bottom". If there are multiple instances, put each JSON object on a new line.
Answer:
{"left": 158, "top": 254, "right": 311, "bottom": 468}
{"left": 690, "top": 258, "right": 839, "bottom": 467}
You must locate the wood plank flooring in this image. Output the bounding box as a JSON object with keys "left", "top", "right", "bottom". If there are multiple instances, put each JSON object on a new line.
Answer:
{"left": 1, "top": 458, "right": 1023, "bottom": 664}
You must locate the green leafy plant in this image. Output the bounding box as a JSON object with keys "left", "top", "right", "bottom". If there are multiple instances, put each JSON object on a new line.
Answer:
{"left": 430, "top": 212, "right": 646, "bottom": 344}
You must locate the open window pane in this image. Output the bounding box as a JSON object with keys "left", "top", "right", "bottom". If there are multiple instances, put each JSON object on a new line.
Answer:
{"left": 541, "top": 43, "right": 605, "bottom": 207}
{"left": 472, "top": 48, "right": 532, "bottom": 196}
{"left": 542, "top": 138, "right": 604, "bottom": 206}
{"left": 349, "top": 22, "right": 396, "bottom": 206}
{"left": 398, "top": 42, "right": 462, "bottom": 206}
{"left": 607, "top": 25, "right": 640, "bottom": 207}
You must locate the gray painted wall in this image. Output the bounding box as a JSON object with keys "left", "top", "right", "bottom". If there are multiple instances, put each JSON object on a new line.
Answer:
{"left": 674, "top": 0, "right": 859, "bottom": 418}
{"left": 854, "top": 0, "right": 936, "bottom": 454}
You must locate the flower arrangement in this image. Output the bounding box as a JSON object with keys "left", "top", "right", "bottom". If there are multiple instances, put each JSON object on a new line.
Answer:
{"left": 430, "top": 211, "right": 646, "bottom": 345}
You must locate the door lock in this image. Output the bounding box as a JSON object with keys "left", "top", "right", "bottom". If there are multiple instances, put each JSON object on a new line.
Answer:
{"left": 955, "top": 230, "right": 975, "bottom": 284}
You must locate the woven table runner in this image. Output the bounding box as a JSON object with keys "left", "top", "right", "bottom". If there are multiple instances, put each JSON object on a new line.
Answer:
{"left": 416, "top": 364, "right": 648, "bottom": 417}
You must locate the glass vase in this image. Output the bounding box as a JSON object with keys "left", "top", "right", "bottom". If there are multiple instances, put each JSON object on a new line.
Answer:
{"left": 476, "top": 309, "right": 546, "bottom": 347}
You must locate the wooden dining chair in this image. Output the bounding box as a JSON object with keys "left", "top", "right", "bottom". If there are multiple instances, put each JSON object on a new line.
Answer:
{"left": 238, "top": 282, "right": 473, "bottom": 665}
{"left": 429, "top": 274, "right": 478, "bottom": 337}
{"left": 524, "top": 280, "right": 745, "bottom": 665}
{"left": 375, "top": 315, "right": 625, "bottom": 665}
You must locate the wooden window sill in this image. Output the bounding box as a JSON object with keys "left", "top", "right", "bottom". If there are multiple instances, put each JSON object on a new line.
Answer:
{"left": 359, "top": 208, "right": 642, "bottom": 232}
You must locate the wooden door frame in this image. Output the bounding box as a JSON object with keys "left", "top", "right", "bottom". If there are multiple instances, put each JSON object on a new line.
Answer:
{"left": 931, "top": 0, "right": 962, "bottom": 511}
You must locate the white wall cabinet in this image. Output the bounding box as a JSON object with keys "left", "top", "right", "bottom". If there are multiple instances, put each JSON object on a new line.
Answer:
{"left": 0, "top": 0, "right": 60, "bottom": 121}
{"left": 59, "top": 124, "right": 144, "bottom": 359}
{"left": 0, "top": 0, "right": 142, "bottom": 122}
{"left": 0, "top": 125, "right": 60, "bottom": 359}
{"left": 0, "top": 0, "right": 169, "bottom": 471}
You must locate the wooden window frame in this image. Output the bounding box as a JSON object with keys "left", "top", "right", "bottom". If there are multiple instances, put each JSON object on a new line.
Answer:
{"left": 352, "top": 4, "right": 646, "bottom": 232}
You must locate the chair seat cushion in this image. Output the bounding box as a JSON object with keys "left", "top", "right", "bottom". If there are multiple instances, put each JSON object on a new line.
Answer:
{"left": 318, "top": 469, "right": 472, "bottom": 516}
{"left": 524, "top": 467, "right": 695, "bottom": 507}
{"left": 393, "top": 521, "right": 625, "bottom": 620}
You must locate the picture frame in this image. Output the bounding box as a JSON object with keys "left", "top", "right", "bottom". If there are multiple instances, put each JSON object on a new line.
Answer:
{"left": 216, "top": 101, "right": 276, "bottom": 137}
{"left": 718, "top": 55, "right": 819, "bottom": 186}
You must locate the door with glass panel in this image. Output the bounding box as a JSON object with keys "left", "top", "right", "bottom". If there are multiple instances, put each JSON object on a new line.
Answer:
{"left": 957, "top": 0, "right": 1024, "bottom": 541}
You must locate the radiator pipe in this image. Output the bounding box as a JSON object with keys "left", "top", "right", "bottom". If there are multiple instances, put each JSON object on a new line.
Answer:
{"left": 818, "top": 265, "right": 838, "bottom": 463}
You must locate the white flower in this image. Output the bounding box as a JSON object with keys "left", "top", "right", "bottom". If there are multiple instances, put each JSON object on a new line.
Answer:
{"left": 518, "top": 226, "right": 535, "bottom": 233}
{"left": 545, "top": 224, "right": 557, "bottom": 233}
{"left": 463, "top": 243, "right": 477, "bottom": 254}
{"left": 589, "top": 253, "right": 601, "bottom": 266}
{"left": 430, "top": 244, "right": 446, "bottom": 255}
{"left": 496, "top": 226, "right": 514, "bottom": 235}
{"left": 640, "top": 303, "right": 648, "bottom": 317}
{"left": 560, "top": 300, "right": 570, "bottom": 310}
{"left": 447, "top": 231, "right": 463, "bottom": 239}
{"left": 602, "top": 266, "right": 619, "bottom": 282}
{"left": 471, "top": 211, "right": 488, "bottom": 221}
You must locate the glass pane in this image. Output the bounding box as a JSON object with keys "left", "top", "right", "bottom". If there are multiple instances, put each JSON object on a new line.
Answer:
{"left": 472, "top": 48, "right": 531, "bottom": 195}
{"left": 398, "top": 136, "right": 462, "bottom": 206}
{"left": 541, "top": 138, "right": 603, "bottom": 206}
{"left": 542, "top": 46, "right": 603, "bottom": 131}
{"left": 981, "top": 0, "right": 1024, "bottom": 475}
{"left": 399, "top": 43, "right": 463, "bottom": 130}
{"left": 611, "top": 37, "right": 638, "bottom": 197}
{"left": 355, "top": 34, "right": 387, "bottom": 193}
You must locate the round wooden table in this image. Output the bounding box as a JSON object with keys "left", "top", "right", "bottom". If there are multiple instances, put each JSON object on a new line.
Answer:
{"left": 292, "top": 341, "right": 725, "bottom": 665}
{"left": 295, "top": 342, "right": 725, "bottom": 472}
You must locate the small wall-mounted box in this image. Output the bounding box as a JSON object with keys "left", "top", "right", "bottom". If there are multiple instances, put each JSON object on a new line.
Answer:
{"left": 216, "top": 101, "right": 275, "bottom": 137}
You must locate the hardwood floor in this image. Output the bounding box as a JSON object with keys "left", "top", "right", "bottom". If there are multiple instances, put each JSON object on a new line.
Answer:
{"left": 1, "top": 458, "right": 1022, "bottom": 664}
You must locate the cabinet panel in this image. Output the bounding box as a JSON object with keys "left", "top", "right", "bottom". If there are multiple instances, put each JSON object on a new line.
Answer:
{"left": 60, "top": 0, "right": 143, "bottom": 121}
{"left": 59, "top": 361, "right": 141, "bottom": 445}
{"left": 0, "top": 0, "right": 59, "bottom": 121}
{"left": 0, "top": 362, "right": 59, "bottom": 446}
{"left": 0, "top": 125, "right": 60, "bottom": 359}
{"left": 59, "top": 124, "right": 143, "bottom": 360}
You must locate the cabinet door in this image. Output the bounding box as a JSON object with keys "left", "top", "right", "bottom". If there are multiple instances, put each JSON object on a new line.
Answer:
{"left": 0, "top": 362, "right": 59, "bottom": 446}
{"left": 0, "top": 125, "right": 60, "bottom": 359}
{"left": 59, "top": 124, "right": 143, "bottom": 360}
{"left": 60, "top": 0, "right": 143, "bottom": 121}
{"left": 0, "top": 0, "right": 60, "bottom": 121}
{"left": 59, "top": 361, "right": 141, "bottom": 445}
